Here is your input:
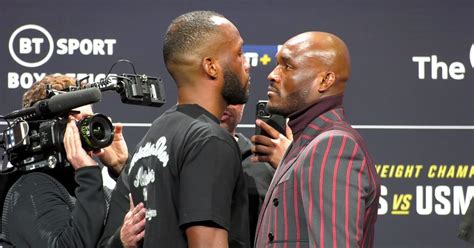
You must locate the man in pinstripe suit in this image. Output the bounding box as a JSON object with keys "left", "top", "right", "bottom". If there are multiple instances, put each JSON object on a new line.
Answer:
{"left": 253, "top": 31, "right": 380, "bottom": 248}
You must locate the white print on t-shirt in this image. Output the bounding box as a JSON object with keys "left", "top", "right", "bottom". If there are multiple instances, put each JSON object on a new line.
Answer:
{"left": 129, "top": 136, "right": 170, "bottom": 174}
{"left": 128, "top": 136, "right": 169, "bottom": 222}
{"left": 133, "top": 167, "right": 158, "bottom": 221}
{"left": 146, "top": 209, "right": 157, "bottom": 220}
{"left": 134, "top": 166, "right": 155, "bottom": 202}
{"left": 143, "top": 187, "right": 148, "bottom": 201}
{"left": 133, "top": 166, "right": 155, "bottom": 188}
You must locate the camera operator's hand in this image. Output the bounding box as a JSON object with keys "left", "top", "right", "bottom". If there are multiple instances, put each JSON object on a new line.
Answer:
{"left": 64, "top": 117, "right": 98, "bottom": 170}
{"left": 94, "top": 123, "right": 128, "bottom": 176}
{"left": 121, "top": 194, "right": 146, "bottom": 248}
{"left": 251, "top": 119, "right": 293, "bottom": 169}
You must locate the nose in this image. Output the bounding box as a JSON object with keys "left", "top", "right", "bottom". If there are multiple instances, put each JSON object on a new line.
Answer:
{"left": 267, "top": 67, "right": 279, "bottom": 83}
{"left": 243, "top": 55, "right": 250, "bottom": 72}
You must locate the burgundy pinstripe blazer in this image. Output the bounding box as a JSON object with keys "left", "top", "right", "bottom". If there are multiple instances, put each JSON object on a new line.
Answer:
{"left": 254, "top": 108, "right": 380, "bottom": 248}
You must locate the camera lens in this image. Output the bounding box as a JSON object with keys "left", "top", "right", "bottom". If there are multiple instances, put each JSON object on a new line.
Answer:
{"left": 77, "top": 114, "right": 114, "bottom": 151}
{"left": 91, "top": 122, "right": 105, "bottom": 140}
{"left": 257, "top": 110, "right": 268, "bottom": 117}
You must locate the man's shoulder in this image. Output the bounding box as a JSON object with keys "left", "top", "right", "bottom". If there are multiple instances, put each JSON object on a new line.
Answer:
{"left": 16, "top": 172, "right": 60, "bottom": 187}
{"left": 3, "top": 172, "right": 73, "bottom": 218}
{"left": 308, "top": 126, "right": 360, "bottom": 149}
{"left": 146, "top": 105, "right": 212, "bottom": 140}
{"left": 323, "top": 123, "right": 357, "bottom": 137}
{"left": 191, "top": 124, "right": 237, "bottom": 152}
{"left": 11, "top": 172, "right": 72, "bottom": 198}
{"left": 151, "top": 105, "right": 224, "bottom": 135}
{"left": 303, "top": 120, "right": 372, "bottom": 161}
{"left": 145, "top": 105, "right": 237, "bottom": 155}
{"left": 185, "top": 116, "right": 235, "bottom": 146}
{"left": 308, "top": 114, "right": 357, "bottom": 141}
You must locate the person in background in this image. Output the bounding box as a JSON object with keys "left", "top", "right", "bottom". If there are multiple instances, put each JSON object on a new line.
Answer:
{"left": 220, "top": 103, "right": 292, "bottom": 247}
{"left": 1, "top": 74, "right": 137, "bottom": 248}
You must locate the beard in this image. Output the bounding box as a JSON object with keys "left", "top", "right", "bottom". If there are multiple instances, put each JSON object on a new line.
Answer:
{"left": 221, "top": 68, "right": 249, "bottom": 105}
{"left": 267, "top": 87, "right": 310, "bottom": 117}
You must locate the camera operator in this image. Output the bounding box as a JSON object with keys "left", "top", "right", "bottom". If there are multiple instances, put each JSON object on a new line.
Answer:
{"left": 1, "top": 74, "right": 131, "bottom": 247}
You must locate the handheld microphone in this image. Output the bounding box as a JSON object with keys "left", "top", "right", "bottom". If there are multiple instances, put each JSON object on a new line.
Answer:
{"left": 4, "top": 88, "right": 102, "bottom": 120}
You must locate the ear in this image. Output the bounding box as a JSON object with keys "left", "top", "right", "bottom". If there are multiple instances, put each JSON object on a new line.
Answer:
{"left": 202, "top": 57, "right": 219, "bottom": 79}
{"left": 317, "top": 71, "right": 336, "bottom": 93}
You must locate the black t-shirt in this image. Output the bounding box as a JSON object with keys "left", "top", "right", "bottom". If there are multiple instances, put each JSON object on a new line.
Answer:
{"left": 100, "top": 104, "right": 250, "bottom": 247}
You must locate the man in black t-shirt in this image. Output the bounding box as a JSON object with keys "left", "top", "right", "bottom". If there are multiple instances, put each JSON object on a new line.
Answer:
{"left": 100, "top": 10, "right": 251, "bottom": 247}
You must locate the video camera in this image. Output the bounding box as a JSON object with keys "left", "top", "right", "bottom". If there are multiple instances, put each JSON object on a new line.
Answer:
{"left": 0, "top": 70, "right": 166, "bottom": 172}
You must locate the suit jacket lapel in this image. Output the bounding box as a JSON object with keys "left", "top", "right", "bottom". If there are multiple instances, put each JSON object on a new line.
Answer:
{"left": 255, "top": 108, "right": 345, "bottom": 238}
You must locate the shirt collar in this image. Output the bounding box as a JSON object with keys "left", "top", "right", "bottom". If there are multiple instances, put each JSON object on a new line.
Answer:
{"left": 288, "top": 94, "right": 344, "bottom": 140}
{"left": 176, "top": 104, "right": 220, "bottom": 124}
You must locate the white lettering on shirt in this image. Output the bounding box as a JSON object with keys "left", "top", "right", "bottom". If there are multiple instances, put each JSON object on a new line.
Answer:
{"left": 129, "top": 136, "right": 170, "bottom": 174}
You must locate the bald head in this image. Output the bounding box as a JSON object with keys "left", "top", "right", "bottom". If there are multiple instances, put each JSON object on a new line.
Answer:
{"left": 266, "top": 32, "right": 351, "bottom": 116}
{"left": 285, "top": 31, "right": 351, "bottom": 86}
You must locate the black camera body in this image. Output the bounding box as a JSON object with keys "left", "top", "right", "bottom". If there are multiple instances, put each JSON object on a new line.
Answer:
{"left": 1, "top": 68, "right": 166, "bottom": 172}
{"left": 117, "top": 74, "right": 166, "bottom": 107}
{"left": 4, "top": 114, "right": 114, "bottom": 171}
